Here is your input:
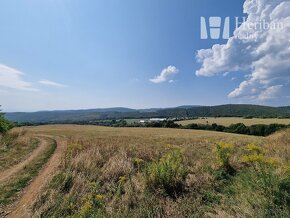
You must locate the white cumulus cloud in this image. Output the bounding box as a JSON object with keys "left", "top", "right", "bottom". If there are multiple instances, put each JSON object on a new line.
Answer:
{"left": 0, "top": 64, "right": 37, "bottom": 91}
{"left": 196, "top": 0, "right": 290, "bottom": 101}
{"left": 150, "top": 65, "right": 179, "bottom": 84}
{"left": 258, "top": 85, "right": 283, "bottom": 100}
{"left": 39, "top": 80, "right": 67, "bottom": 88}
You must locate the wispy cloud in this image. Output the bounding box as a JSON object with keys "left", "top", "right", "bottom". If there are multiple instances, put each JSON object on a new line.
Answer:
{"left": 150, "top": 65, "right": 179, "bottom": 84}
{"left": 39, "top": 80, "right": 67, "bottom": 88}
{"left": 0, "top": 64, "right": 37, "bottom": 91}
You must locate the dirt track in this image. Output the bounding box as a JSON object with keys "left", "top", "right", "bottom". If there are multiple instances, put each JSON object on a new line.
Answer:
{"left": 6, "top": 136, "right": 67, "bottom": 218}
{"left": 0, "top": 139, "right": 48, "bottom": 183}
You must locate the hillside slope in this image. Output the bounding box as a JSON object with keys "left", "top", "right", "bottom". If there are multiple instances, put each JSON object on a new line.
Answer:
{"left": 5, "top": 104, "right": 290, "bottom": 123}
{"left": 160, "top": 104, "right": 290, "bottom": 118}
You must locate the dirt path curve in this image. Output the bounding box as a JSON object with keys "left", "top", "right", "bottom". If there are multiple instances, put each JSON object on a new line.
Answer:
{"left": 7, "top": 136, "right": 67, "bottom": 218}
{"left": 0, "top": 138, "right": 49, "bottom": 183}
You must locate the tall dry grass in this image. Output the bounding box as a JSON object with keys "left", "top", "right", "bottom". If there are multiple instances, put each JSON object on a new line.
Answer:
{"left": 26, "top": 125, "right": 289, "bottom": 217}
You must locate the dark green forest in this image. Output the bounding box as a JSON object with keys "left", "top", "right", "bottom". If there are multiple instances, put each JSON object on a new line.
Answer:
{"left": 5, "top": 104, "right": 290, "bottom": 123}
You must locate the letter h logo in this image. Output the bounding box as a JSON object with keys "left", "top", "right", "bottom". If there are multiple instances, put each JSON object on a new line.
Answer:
{"left": 200, "top": 17, "right": 230, "bottom": 39}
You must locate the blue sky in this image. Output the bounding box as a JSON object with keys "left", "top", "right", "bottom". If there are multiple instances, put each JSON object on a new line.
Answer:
{"left": 0, "top": 0, "right": 289, "bottom": 112}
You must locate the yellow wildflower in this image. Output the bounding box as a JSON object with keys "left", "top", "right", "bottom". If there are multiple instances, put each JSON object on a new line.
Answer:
{"left": 119, "top": 176, "right": 127, "bottom": 183}
{"left": 95, "top": 194, "right": 104, "bottom": 201}
{"left": 89, "top": 182, "right": 97, "bottom": 187}
{"left": 241, "top": 154, "right": 264, "bottom": 163}
{"left": 241, "top": 154, "right": 279, "bottom": 167}
{"left": 264, "top": 158, "right": 279, "bottom": 166}
{"left": 80, "top": 201, "right": 92, "bottom": 213}
{"left": 165, "top": 144, "right": 174, "bottom": 149}
{"left": 134, "top": 158, "right": 144, "bottom": 165}
{"left": 218, "top": 142, "right": 234, "bottom": 150}
{"left": 283, "top": 165, "right": 290, "bottom": 172}
{"left": 246, "top": 144, "right": 262, "bottom": 154}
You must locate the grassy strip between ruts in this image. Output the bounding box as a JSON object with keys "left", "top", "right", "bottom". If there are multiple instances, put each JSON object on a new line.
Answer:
{"left": 0, "top": 138, "right": 57, "bottom": 207}
{"left": 0, "top": 131, "right": 38, "bottom": 170}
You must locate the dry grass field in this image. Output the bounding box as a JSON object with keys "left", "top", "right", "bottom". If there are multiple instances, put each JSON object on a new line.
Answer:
{"left": 1, "top": 125, "right": 290, "bottom": 217}
{"left": 0, "top": 130, "right": 38, "bottom": 171}
{"left": 176, "top": 117, "right": 290, "bottom": 126}
{"left": 0, "top": 132, "right": 56, "bottom": 216}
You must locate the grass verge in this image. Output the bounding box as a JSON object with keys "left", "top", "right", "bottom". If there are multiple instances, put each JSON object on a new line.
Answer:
{"left": 0, "top": 139, "right": 56, "bottom": 207}
{"left": 0, "top": 131, "right": 38, "bottom": 170}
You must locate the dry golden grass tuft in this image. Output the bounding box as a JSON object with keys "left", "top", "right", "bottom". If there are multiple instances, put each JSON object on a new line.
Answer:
{"left": 101, "top": 151, "right": 133, "bottom": 182}
{"left": 0, "top": 130, "right": 38, "bottom": 170}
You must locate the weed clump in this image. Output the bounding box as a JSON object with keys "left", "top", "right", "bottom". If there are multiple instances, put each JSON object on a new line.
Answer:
{"left": 66, "top": 143, "right": 85, "bottom": 158}
{"left": 241, "top": 144, "right": 279, "bottom": 167}
{"left": 145, "top": 148, "right": 187, "bottom": 197}
{"left": 214, "top": 142, "right": 236, "bottom": 178}
{"left": 133, "top": 158, "right": 145, "bottom": 171}
{"left": 74, "top": 182, "right": 106, "bottom": 218}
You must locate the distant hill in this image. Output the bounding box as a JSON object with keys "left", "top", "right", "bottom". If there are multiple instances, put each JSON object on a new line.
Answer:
{"left": 158, "top": 104, "right": 290, "bottom": 118}
{"left": 5, "top": 108, "right": 145, "bottom": 123}
{"left": 5, "top": 104, "right": 290, "bottom": 123}
{"left": 137, "top": 105, "right": 201, "bottom": 113}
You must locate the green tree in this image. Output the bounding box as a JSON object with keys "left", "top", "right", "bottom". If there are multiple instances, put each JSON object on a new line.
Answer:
{"left": 0, "top": 106, "right": 13, "bottom": 134}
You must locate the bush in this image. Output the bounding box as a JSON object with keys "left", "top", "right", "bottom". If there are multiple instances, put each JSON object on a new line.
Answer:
{"left": 75, "top": 182, "right": 106, "bottom": 218}
{"left": 0, "top": 113, "right": 13, "bottom": 134}
{"left": 248, "top": 124, "right": 286, "bottom": 136}
{"left": 145, "top": 149, "right": 187, "bottom": 197}
{"left": 276, "top": 175, "right": 290, "bottom": 211}
{"left": 65, "top": 143, "right": 85, "bottom": 158}
{"left": 228, "top": 164, "right": 290, "bottom": 217}
{"left": 214, "top": 142, "right": 235, "bottom": 176}
{"left": 212, "top": 123, "right": 225, "bottom": 132}
{"left": 226, "top": 123, "right": 249, "bottom": 135}
{"left": 264, "top": 124, "right": 286, "bottom": 136}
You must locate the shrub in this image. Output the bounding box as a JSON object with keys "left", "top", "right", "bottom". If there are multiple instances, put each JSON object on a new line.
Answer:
{"left": 265, "top": 124, "right": 286, "bottom": 136}
{"left": 133, "top": 158, "right": 145, "bottom": 171}
{"left": 245, "top": 144, "right": 263, "bottom": 154}
{"left": 0, "top": 111, "right": 13, "bottom": 134}
{"left": 0, "top": 132, "right": 19, "bottom": 151}
{"left": 145, "top": 149, "right": 187, "bottom": 197}
{"left": 275, "top": 175, "right": 290, "bottom": 211}
{"left": 228, "top": 164, "right": 290, "bottom": 217}
{"left": 75, "top": 182, "right": 106, "bottom": 218}
{"left": 214, "top": 142, "right": 235, "bottom": 176}
{"left": 116, "top": 176, "right": 128, "bottom": 197}
{"left": 249, "top": 124, "right": 267, "bottom": 136}
{"left": 212, "top": 123, "right": 225, "bottom": 132}
{"left": 241, "top": 144, "right": 279, "bottom": 167}
{"left": 214, "top": 143, "right": 234, "bottom": 167}
{"left": 226, "top": 123, "right": 249, "bottom": 135}
{"left": 66, "top": 143, "right": 85, "bottom": 158}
